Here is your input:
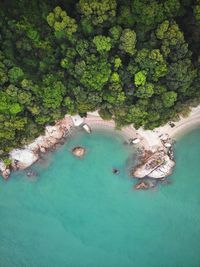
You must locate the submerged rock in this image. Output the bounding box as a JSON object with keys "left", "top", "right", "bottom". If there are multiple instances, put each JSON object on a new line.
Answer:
{"left": 26, "top": 169, "right": 38, "bottom": 177}
{"left": 2, "top": 169, "right": 10, "bottom": 180}
{"left": 134, "top": 181, "right": 149, "bottom": 190}
{"left": 143, "top": 178, "right": 158, "bottom": 188}
{"left": 72, "top": 146, "right": 86, "bottom": 157}
{"left": 112, "top": 168, "right": 120, "bottom": 175}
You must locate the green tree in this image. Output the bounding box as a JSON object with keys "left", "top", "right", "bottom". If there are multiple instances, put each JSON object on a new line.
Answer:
{"left": 110, "top": 72, "right": 120, "bottom": 83}
{"left": 162, "top": 91, "right": 177, "bottom": 107}
{"left": 119, "top": 29, "right": 137, "bottom": 55}
{"left": 92, "top": 35, "right": 112, "bottom": 53}
{"left": 77, "top": 0, "right": 117, "bottom": 26}
{"left": 47, "top": 6, "right": 77, "bottom": 39}
{"left": 0, "top": 0, "right": 200, "bottom": 157}
{"left": 134, "top": 71, "right": 147, "bottom": 86}
{"left": 109, "top": 26, "right": 122, "bottom": 43}
{"left": 135, "top": 83, "right": 154, "bottom": 98}
{"left": 113, "top": 57, "right": 122, "bottom": 69}
{"left": 194, "top": 3, "right": 200, "bottom": 25}
{"left": 8, "top": 67, "right": 24, "bottom": 83}
{"left": 135, "top": 49, "right": 168, "bottom": 82}
{"left": 42, "top": 81, "right": 66, "bottom": 109}
{"left": 74, "top": 55, "right": 111, "bottom": 91}
{"left": 155, "top": 20, "right": 188, "bottom": 61}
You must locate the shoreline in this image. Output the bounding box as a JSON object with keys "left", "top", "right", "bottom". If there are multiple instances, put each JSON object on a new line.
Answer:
{"left": 0, "top": 105, "right": 200, "bottom": 180}
{"left": 153, "top": 105, "right": 200, "bottom": 141}
{"left": 84, "top": 114, "right": 150, "bottom": 150}
{"left": 85, "top": 105, "right": 200, "bottom": 151}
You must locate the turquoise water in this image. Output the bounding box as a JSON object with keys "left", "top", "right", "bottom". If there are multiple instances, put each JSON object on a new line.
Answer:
{"left": 0, "top": 128, "right": 200, "bottom": 267}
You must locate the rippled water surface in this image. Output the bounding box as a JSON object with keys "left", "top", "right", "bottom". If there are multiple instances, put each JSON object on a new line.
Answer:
{"left": 0, "top": 128, "right": 200, "bottom": 267}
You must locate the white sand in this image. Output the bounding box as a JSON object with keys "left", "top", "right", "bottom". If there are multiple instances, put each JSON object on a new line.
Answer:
{"left": 84, "top": 115, "right": 151, "bottom": 150}
{"left": 155, "top": 105, "right": 200, "bottom": 139}
{"left": 134, "top": 105, "right": 200, "bottom": 149}
{"left": 84, "top": 105, "right": 200, "bottom": 151}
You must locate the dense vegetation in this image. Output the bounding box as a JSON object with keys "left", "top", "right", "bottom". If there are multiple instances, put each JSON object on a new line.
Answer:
{"left": 0, "top": 0, "right": 200, "bottom": 159}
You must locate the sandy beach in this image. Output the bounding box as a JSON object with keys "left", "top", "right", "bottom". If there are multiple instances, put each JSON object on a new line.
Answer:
{"left": 85, "top": 105, "right": 200, "bottom": 151}
{"left": 156, "top": 105, "right": 200, "bottom": 139}
{"left": 84, "top": 114, "right": 150, "bottom": 150}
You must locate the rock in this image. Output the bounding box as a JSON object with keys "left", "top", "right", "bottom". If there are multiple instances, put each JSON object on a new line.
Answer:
{"left": 133, "top": 151, "right": 165, "bottom": 178}
{"left": 160, "top": 178, "right": 171, "bottom": 185}
{"left": 0, "top": 161, "right": 6, "bottom": 172}
{"left": 2, "top": 169, "right": 10, "bottom": 179}
{"left": 0, "top": 161, "right": 10, "bottom": 179}
{"left": 164, "top": 142, "right": 172, "bottom": 148}
{"left": 123, "top": 141, "right": 129, "bottom": 145}
{"left": 112, "top": 168, "right": 120, "bottom": 175}
{"left": 45, "top": 125, "right": 64, "bottom": 140}
{"left": 26, "top": 169, "right": 37, "bottom": 177}
{"left": 47, "top": 137, "right": 58, "bottom": 146}
{"left": 144, "top": 178, "right": 158, "bottom": 188}
{"left": 134, "top": 181, "right": 149, "bottom": 190}
{"left": 133, "top": 149, "right": 175, "bottom": 179}
{"left": 9, "top": 149, "right": 39, "bottom": 169}
{"left": 139, "top": 149, "right": 154, "bottom": 162}
{"left": 40, "top": 147, "right": 46, "bottom": 153}
{"left": 71, "top": 115, "right": 84, "bottom": 126}
{"left": 168, "top": 147, "right": 174, "bottom": 160}
{"left": 129, "top": 138, "right": 141, "bottom": 144}
{"left": 1, "top": 115, "right": 72, "bottom": 174}
{"left": 72, "top": 146, "right": 86, "bottom": 157}
{"left": 148, "top": 156, "right": 175, "bottom": 179}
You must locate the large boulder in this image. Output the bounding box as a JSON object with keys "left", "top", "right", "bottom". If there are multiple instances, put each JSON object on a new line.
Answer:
{"left": 148, "top": 156, "right": 175, "bottom": 178}
{"left": 72, "top": 146, "right": 86, "bottom": 157}
{"left": 0, "top": 161, "right": 6, "bottom": 172}
{"left": 133, "top": 151, "right": 165, "bottom": 178}
{"left": 134, "top": 181, "right": 149, "bottom": 190}
{"left": 0, "top": 161, "right": 10, "bottom": 179}
{"left": 9, "top": 149, "right": 39, "bottom": 169}
{"left": 45, "top": 125, "right": 64, "bottom": 140}
{"left": 133, "top": 151, "right": 175, "bottom": 179}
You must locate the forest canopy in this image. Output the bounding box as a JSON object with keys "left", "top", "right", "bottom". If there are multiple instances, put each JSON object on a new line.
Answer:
{"left": 0, "top": 0, "right": 200, "bottom": 158}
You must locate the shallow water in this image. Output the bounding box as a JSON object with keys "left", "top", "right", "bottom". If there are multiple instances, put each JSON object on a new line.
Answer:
{"left": 0, "top": 128, "right": 200, "bottom": 267}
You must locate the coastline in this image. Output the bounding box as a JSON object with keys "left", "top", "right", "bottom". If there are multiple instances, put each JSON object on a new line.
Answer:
{"left": 0, "top": 105, "right": 200, "bottom": 180}
{"left": 84, "top": 113, "right": 150, "bottom": 150}
{"left": 0, "top": 116, "right": 74, "bottom": 179}
{"left": 85, "top": 105, "right": 200, "bottom": 151}
{"left": 154, "top": 105, "right": 200, "bottom": 140}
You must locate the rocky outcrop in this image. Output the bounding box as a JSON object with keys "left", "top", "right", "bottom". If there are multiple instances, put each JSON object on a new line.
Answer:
{"left": 134, "top": 181, "right": 149, "bottom": 190}
{"left": 0, "top": 116, "right": 74, "bottom": 179}
{"left": 0, "top": 161, "right": 10, "bottom": 179}
{"left": 148, "top": 156, "right": 175, "bottom": 178}
{"left": 72, "top": 146, "right": 86, "bottom": 157}
{"left": 2, "top": 169, "right": 10, "bottom": 179}
{"left": 10, "top": 149, "right": 39, "bottom": 170}
{"left": 26, "top": 124, "right": 67, "bottom": 153}
{"left": 133, "top": 151, "right": 166, "bottom": 178}
{"left": 133, "top": 150, "right": 175, "bottom": 180}
{"left": 0, "top": 161, "right": 6, "bottom": 172}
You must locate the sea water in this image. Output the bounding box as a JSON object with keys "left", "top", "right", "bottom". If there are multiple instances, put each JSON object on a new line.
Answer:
{"left": 0, "top": 128, "right": 200, "bottom": 267}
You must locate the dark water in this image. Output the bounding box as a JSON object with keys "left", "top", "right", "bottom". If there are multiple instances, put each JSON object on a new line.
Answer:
{"left": 0, "top": 129, "right": 200, "bottom": 267}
